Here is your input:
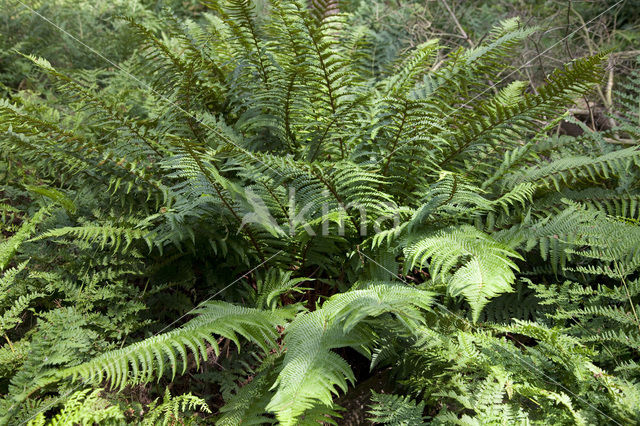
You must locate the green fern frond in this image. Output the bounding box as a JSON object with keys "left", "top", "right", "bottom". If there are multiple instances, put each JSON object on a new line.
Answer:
{"left": 268, "top": 282, "right": 433, "bottom": 425}
{"left": 322, "top": 281, "right": 434, "bottom": 331}
{"left": 32, "top": 224, "right": 155, "bottom": 253}
{"left": 266, "top": 308, "right": 368, "bottom": 425}
{"left": 0, "top": 207, "right": 47, "bottom": 270}
{"left": 60, "top": 302, "right": 294, "bottom": 389}
{"left": 367, "top": 391, "right": 426, "bottom": 426}
{"left": 404, "top": 225, "right": 521, "bottom": 321}
{"left": 26, "top": 388, "right": 125, "bottom": 426}
{"left": 144, "top": 388, "right": 211, "bottom": 426}
{"left": 507, "top": 146, "right": 640, "bottom": 191}
{"left": 380, "top": 39, "right": 440, "bottom": 96}
{"left": 250, "top": 269, "right": 311, "bottom": 310}
{"left": 216, "top": 354, "right": 280, "bottom": 426}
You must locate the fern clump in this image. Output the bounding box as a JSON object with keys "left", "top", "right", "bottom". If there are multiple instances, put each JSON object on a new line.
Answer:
{"left": 1, "top": 0, "right": 639, "bottom": 424}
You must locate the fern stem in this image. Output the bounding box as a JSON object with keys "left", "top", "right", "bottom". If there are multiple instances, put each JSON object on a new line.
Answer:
{"left": 310, "top": 168, "right": 359, "bottom": 232}
{"left": 382, "top": 103, "right": 408, "bottom": 177}
{"left": 3, "top": 333, "right": 14, "bottom": 353}
{"left": 613, "top": 260, "right": 640, "bottom": 335}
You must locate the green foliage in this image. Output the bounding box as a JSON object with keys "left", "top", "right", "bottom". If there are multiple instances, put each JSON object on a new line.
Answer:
{"left": 27, "top": 389, "right": 125, "bottom": 426}
{"left": 0, "top": 207, "right": 47, "bottom": 270}
{"left": 1, "top": 0, "right": 639, "bottom": 424}
{"left": 0, "top": 0, "right": 153, "bottom": 92}
{"left": 143, "top": 389, "right": 211, "bottom": 425}
{"left": 26, "top": 387, "right": 210, "bottom": 426}
{"left": 403, "top": 225, "right": 521, "bottom": 321}
{"left": 61, "top": 302, "right": 295, "bottom": 389}
{"left": 368, "top": 391, "right": 426, "bottom": 425}
{"left": 267, "top": 282, "right": 433, "bottom": 424}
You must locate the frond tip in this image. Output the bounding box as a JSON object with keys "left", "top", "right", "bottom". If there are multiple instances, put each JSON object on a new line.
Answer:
{"left": 404, "top": 225, "right": 522, "bottom": 321}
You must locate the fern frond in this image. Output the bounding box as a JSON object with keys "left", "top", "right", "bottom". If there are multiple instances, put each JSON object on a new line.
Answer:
{"left": 0, "top": 207, "right": 47, "bottom": 270}
{"left": 250, "top": 269, "right": 310, "bottom": 310}
{"left": 507, "top": 146, "right": 640, "bottom": 191}
{"left": 60, "top": 302, "right": 294, "bottom": 389}
{"left": 144, "top": 388, "right": 211, "bottom": 426}
{"left": 266, "top": 308, "right": 368, "bottom": 425}
{"left": 268, "top": 282, "right": 433, "bottom": 425}
{"left": 27, "top": 388, "right": 125, "bottom": 426}
{"left": 216, "top": 353, "right": 281, "bottom": 426}
{"left": 367, "top": 391, "right": 426, "bottom": 426}
{"left": 380, "top": 39, "right": 440, "bottom": 96}
{"left": 404, "top": 225, "right": 521, "bottom": 321}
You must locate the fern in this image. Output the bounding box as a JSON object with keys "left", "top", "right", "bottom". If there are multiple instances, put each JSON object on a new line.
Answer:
{"left": 367, "top": 391, "right": 426, "bottom": 426}
{"left": 2, "top": 1, "right": 639, "bottom": 424}
{"left": 60, "top": 302, "right": 294, "bottom": 389}
{"left": 26, "top": 389, "right": 125, "bottom": 426}
{"left": 215, "top": 354, "right": 281, "bottom": 425}
{"left": 0, "top": 207, "right": 47, "bottom": 270}
{"left": 32, "top": 224, "right": 155, "bottom": 253}
{"left": 144, "top": 389, "right": 211, "bottom": 425}
{"left": 267, "top": 282, "right": 433, "bottom": 424}
{"left": 403, "top": 225, "right": 521, "bottom": 321}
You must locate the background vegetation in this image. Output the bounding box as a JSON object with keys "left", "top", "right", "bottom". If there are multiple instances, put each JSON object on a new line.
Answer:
{"left": 1, "top": 0, "right": 639, "bottom": 424}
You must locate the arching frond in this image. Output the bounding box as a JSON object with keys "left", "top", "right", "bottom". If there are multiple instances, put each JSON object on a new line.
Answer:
{"left": 60, "top": 302, "right": 294, "bottom": 389}
{"left": 267, "top": 282, "right": 433, "bottom": 425}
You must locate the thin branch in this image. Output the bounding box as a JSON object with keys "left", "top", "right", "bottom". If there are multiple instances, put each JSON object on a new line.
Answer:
{"left": 439, "top": 0, "right": 474, "bottom": 48}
